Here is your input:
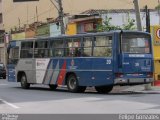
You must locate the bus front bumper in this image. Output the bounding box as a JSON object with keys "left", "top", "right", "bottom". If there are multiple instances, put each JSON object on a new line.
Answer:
{"left": 114, "top": 78, "right": 154, "bottom": 85}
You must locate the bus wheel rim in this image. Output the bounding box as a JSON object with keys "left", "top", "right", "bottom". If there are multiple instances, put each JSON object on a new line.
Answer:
{"left": 69, "top": 78, "right": 76, "bottom": 90}
{"left": 21, "top": 76, "right": 26, "bottom": 85}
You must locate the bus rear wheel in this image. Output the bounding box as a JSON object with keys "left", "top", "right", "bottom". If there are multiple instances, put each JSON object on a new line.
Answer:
{"left": 20, "top": 73, "right": 30, "bottom": 89}
{"left": 3, "top": 76, "right": 6, "bottom": 79}
{"left": 67, "top": 74, "right": 86, "bottom": 93}
{"left": 95, "top": 85, "right": 113, "bottom": 94}
{"left": 49, "top": 84, "right": 57, "bottom": 90}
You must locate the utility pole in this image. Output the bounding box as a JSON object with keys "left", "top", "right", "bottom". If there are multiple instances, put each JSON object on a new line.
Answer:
{"left": 50, "top": 0, "right": 65, "bottom": 34}
{"left": 158, "top": 0, "right": 160, "bottom": 24}
{"left": 57, "top": 0, "right": 65, "bottom": 34}
{"left": 36, "top": 6, "right": 39, "bottom": 22}
{"left": 18, "top": 18, "right": 21, "bottom": 30}
{"left": 145, "top": 5, "right": 150, "bottom": 33}
{"left": 133, "top": 0, "right": 142, "bottom": 31}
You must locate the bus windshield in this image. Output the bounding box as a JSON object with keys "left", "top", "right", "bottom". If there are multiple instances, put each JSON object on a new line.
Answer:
{"left": 121, "top": 34, "right": 150, "bottom": 54}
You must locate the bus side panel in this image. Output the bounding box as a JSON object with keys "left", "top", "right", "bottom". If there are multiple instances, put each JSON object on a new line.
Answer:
{"left": 73, "top": 58, "right": 93, "bottom": 86}
{"left": 92, "top": 58, "right": 114, "bottom": 86}
{"left": 16, "top": 59, "right": 36, "bottom": 83}
{"left": 46, "top": 59, "right": 60, "bottom": 85}
{"left": 49, "top": 59, "right": 65, "bottom": 85}
{"left": 43, "top": 59, "right": 56, "bottom": 85}
{"left": 41, "top": 57, "right": 113, "bottom": 87}
{"left": 65, "top": 58, "right": 114, "bottom": 87}
{"left": 35, "top": 59, "right": 50, "bottom": 84}
{"left": 42, "top": 58, "right": 66, "bottom": 85}
{"left": 44, "top": 58, "right": 93, "bottom": 86}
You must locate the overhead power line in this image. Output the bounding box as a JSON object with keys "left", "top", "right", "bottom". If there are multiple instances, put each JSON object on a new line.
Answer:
{"left": 5, "top": 7, "right": 55, "bottom": 30}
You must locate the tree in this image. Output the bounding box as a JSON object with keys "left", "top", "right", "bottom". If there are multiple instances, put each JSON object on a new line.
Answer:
{"left": 96, "top": 16, "right": 136, "bottom": 32}
{"left": 122, "top": 17, "right": 136, "bottom": 30}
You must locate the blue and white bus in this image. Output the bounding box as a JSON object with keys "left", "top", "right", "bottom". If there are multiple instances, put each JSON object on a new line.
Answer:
{"left": 7, "top": 30, "right": 154, "bottom": 93}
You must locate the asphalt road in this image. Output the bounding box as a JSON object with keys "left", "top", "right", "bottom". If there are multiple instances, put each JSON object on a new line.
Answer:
{"left": 0, "top": 79, "right": 160, "bottom": 114}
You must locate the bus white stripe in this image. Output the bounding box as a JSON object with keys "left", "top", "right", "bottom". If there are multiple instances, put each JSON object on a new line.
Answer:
{"left": 51, "top": 61, "right": 60, "bottom": 84}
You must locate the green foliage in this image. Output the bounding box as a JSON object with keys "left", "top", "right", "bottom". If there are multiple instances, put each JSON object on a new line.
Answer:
{"left": 155, "top": 4, "right": 160, "bottom": 10}
{"left": 122, "top": 17, "right": 136, "bottom": 30}
{"left": 96, "top": 16, "right": 136, "bottom": 32}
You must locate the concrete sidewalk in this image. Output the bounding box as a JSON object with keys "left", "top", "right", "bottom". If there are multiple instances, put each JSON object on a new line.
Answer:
{"left": 121, "top": 84, "right": 160, "bottom": 94}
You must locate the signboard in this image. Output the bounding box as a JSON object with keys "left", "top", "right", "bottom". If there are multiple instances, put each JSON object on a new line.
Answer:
{"left": 151, "top": 26, "right": 160, "bottom": 45}
{"left": 156, "top": 28, "right": 160, "bottom": 39}
{"left": 13, "top": 0, "right": 39, "bottom": 2}
{"left": 36, "top": 24, "right": 50, "bottom": 37}
{"left": 150, "top": 25, "right": 160, "bottom": 59}
{"left": 11, "top": 32, "right": 25, "bottom": 40}
{"left": 50, "top": 23, "right": 61, "bottom": 37}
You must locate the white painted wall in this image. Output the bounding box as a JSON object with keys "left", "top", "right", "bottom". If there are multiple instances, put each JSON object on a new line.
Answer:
{"left": 101, "top": 11, "right": 160, "bottom": 31}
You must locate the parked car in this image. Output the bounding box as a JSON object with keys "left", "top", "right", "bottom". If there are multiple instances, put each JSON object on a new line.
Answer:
{"left": 0, "top": 63, "right": 6, "bottom": 79}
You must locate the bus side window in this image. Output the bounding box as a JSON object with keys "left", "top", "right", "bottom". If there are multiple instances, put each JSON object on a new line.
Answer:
{"left": 93, "top": 36, "right": 112, "bottom": 57}
{"left": 34, "top": 40, "right": 49, "bottom": 58}
{"left": 82, "top": 37, "right": 92, "bottom": 57}
{"left": 50, "top": 39, "right": 64, "bottom": 57}
{"left": 64, "top": 38, "right": 81, "bottom": 57}
{"left": 54, "top": 49, "right": 64, "bottom": 57}
{"left": 64, "top": 38, "right": 73, "bottom": 57}
{"left": 74, "top": 48, "right": 81, "bottom": 57}
{"left": 9, "top": 47, "right": 19, "bottom": 64}
{"left": 20, "top": 41, "right": 33, "bottom": 58}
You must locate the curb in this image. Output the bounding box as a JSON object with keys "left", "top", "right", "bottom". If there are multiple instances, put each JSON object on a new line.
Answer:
{"left": 120, "top": 85, "right": 160, "bottom": 94}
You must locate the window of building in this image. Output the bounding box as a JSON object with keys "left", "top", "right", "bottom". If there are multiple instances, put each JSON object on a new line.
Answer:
{"left": 0, "top": 13, "right": 3, "bottom": 24}
{"left": 0, "top": 33, "right": 4, "bottom": 43}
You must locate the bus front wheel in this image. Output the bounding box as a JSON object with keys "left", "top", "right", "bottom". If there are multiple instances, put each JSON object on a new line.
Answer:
{"left": 20, "top": 73, "right": 30, "bottom": 89}
{"left": 67, "top": 74, "right": 86, "bottom": 93}
{"left": 95, "top": 85, "right": 113, "bottom": 94}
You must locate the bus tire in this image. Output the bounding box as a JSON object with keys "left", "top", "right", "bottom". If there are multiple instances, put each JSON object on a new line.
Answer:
{"left": 20, "top": 73, "right": 30, "bottom": 89}
{"left": 67, "top": 74, "right": 86, "bottom": 93}
{"left": 3, "top": 76, "right": 6, "bottom": 79}
{"left": 95, "top": 85, "right": 113, "bottom": 94}
{"left": 49, "top": 84, "right": 57, "bottom": 90}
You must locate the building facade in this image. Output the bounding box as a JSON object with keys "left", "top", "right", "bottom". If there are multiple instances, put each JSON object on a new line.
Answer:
{"left": 0, "top": 0, "right": 6, "bottom": 65}
{"left": 82, "top": 9, "right": 160, "bottom": 31}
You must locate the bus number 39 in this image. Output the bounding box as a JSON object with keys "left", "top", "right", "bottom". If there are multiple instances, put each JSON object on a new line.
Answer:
{"left": 106, "top": 60, "right": 111, "bottom": 64}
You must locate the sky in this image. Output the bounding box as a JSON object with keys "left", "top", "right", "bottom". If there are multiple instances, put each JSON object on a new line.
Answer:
{"left": 2, "top": 0, "right": 159, "bottom": 31}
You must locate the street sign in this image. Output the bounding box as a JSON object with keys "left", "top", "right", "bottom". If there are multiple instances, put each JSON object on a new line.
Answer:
{"left": 13, "top": 0, "right": 39, "bottom": 2}
{"left": 151, "top": 26, "right": 160, "bottom": 45}
{"left": 156, "top": 28, "right": 160, "bottom": 39}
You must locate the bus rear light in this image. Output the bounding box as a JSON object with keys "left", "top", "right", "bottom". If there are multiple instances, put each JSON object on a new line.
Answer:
{"left": 147, "top": 72, "right": 153, "bottom": 77}
{"left": 115, "top": 73, "right": 123, "bottom": 78}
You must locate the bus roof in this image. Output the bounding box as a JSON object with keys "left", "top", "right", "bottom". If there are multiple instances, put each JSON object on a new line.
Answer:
{"left": 10, "top": 30, "right": 150, "bottom": 42}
